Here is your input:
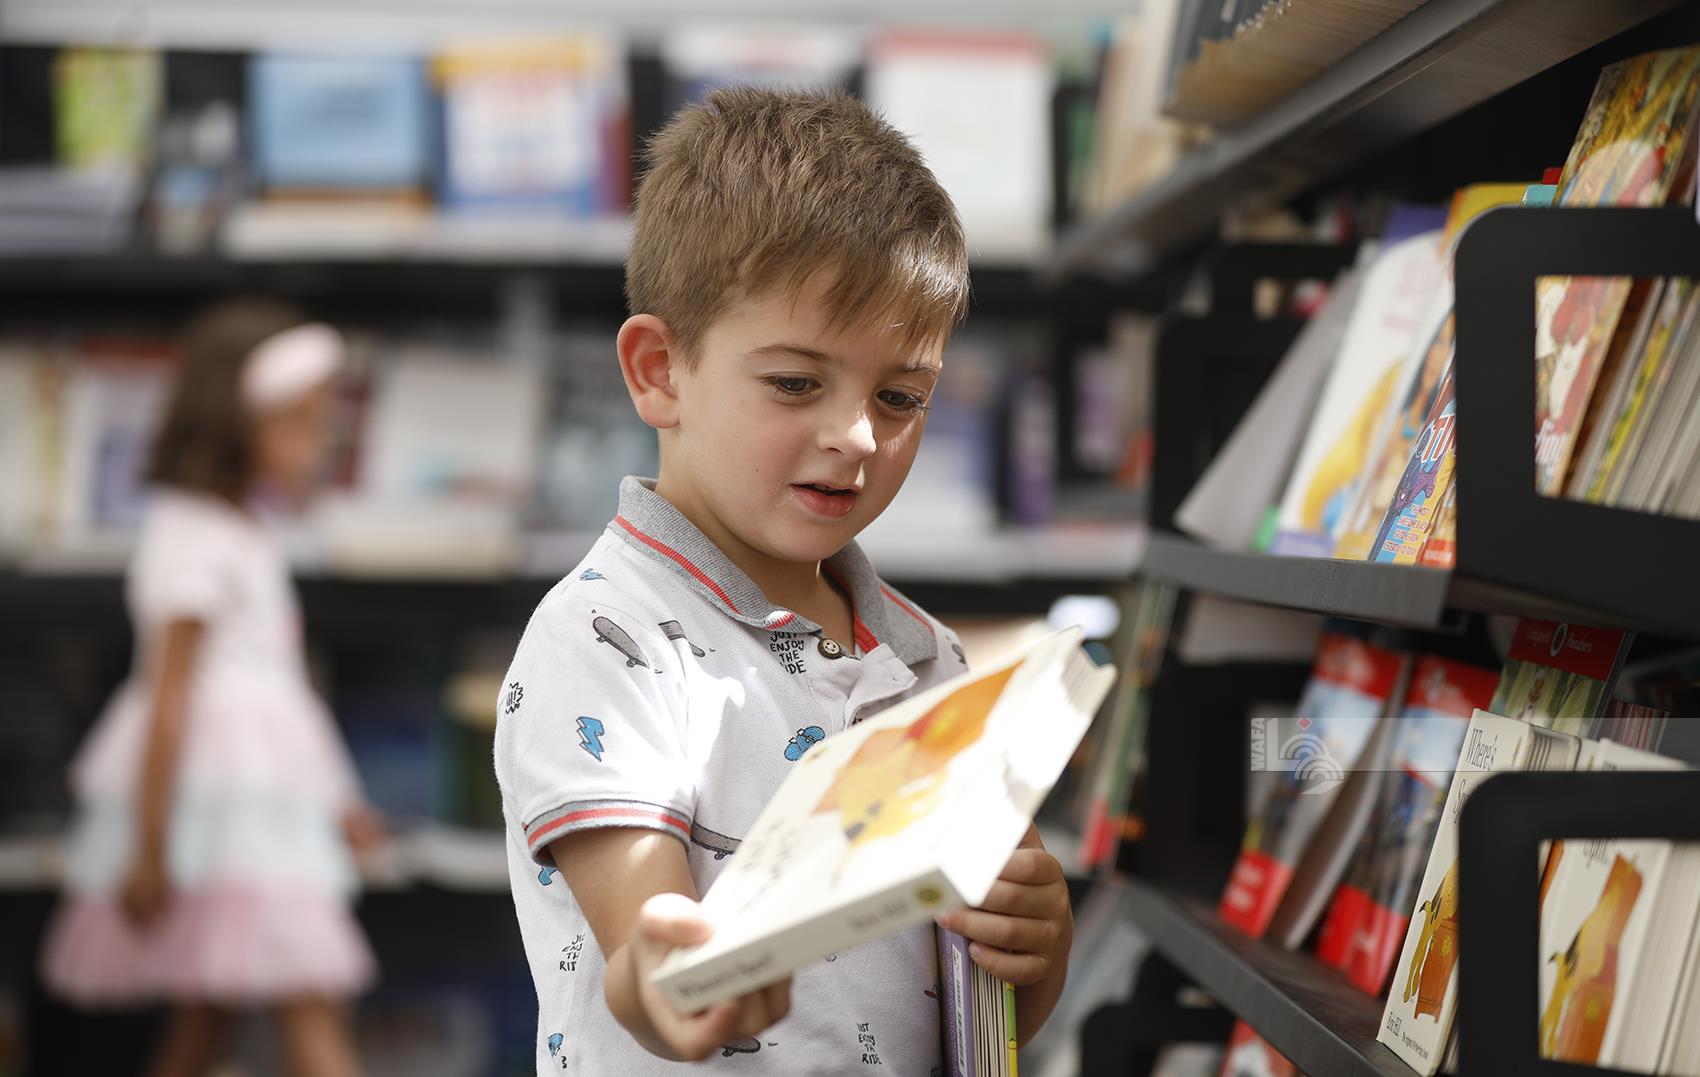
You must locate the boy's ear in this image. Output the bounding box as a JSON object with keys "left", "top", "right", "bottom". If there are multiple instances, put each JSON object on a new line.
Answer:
{"left": 616, "top": 314, "right": 683, "bottom": 430}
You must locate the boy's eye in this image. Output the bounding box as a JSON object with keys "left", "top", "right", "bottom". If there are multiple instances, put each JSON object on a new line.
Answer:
{"left": 878, "top": 389, "right": 930, "bottom": 414}
{"left": 764, "top": 375, "right": 818, "bottom": 396}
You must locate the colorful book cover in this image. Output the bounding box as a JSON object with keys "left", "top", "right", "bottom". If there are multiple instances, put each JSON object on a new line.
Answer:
{"left": 1334, "top": 296, "right": 1453, "bottom": 560}
{"left": 652, "top": 629, "right": 1115, "bottom": 1010}
{"left": 1488, "top": 619, "right": 1629, "bottom": 736}
{"left": 249, "top": 52, "right": 431, "bottom": 191}
{"left": 53, "top": 47, "right": 163, "bottom": 172}
{"left": 1590, "top": 282, "right": 1700, "bottom": 505}
{"left": 1377, "top": 710, "right": 1580, "bottom": 1076}
{"left": 1335, "top": 182, "right": 1528, "bottom": 561}
{"left": 1271, "top": 231, "right": 1444, "bottom": 557}
{"left": 1413, "top": 487, "right": 1456, "bottom": 568}
{"left": 1219, "top": 633, "right": 1406, "bottom": 938}
{"left": 1369, "top": 360, "right": 1455, "bottom": 564}
{"left": 1533, "top": 47, "right": 1700, "bottom": 496}
{"left": 1537, "top": 740, "right": 1683, "bottom": 1069}
{"left": 1218, "top": 1020, "right": 1298, "bottom": 1077}
{"left": 434, "top": 37, "right": 629, "bottom": 216}
{"left": 1316, "top": 656, "right": 1500, "bottom": 994}
{"left": 1564, "top": 278, "right": 1666, "bottom": 502}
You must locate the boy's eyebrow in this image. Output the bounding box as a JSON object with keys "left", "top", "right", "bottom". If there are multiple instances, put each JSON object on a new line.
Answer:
{"left": 746, "top": 342, "right": 942, "bottom": 376}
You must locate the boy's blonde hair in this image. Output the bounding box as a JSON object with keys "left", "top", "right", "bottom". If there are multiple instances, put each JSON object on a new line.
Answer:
{"left": 627, "top": 87, "right": 970, "bottom": 360}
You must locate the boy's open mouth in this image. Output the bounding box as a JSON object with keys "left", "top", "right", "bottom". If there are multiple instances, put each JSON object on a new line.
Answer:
{"left": 791, "top": 482, "right": 860, "bottom": 518}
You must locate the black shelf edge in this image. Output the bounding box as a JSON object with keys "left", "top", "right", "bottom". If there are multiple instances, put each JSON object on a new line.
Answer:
{"left": 1046, "top": 0, "right": 1683, "bottom": 278}
{"left": 1142, "top": 531, "right": 1455, "bottom": 630}
{"left": 1121, "top": 879, "right": 1411, "bottom": 1077}
{"left": 0, "top": 256, "right": 1054, "bottom": 321}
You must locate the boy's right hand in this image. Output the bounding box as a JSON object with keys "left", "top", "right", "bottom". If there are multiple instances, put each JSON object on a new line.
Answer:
{"left": 620, "top": 892, "right": 792, "bottom": 1061}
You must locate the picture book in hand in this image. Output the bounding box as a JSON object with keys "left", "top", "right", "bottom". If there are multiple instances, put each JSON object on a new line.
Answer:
{"left": 1377, "top": 709, "right": 1581, "bottom": 1076}
{"left": 939, "top": 926, "right": 1019, "bottom": 1077}
{"left": 650, "top": 627, "right": 1115, "bottom": 1011}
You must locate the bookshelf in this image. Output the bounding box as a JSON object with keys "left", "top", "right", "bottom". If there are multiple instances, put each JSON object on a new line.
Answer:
{"left": 1045, "top": 0, "right": 1684, "bottom": 278}
{"left": 1091, "top": 179, "right": 1700, "bottom": 1077}
{"left": 1117, "top": 880, "right": 1410, "bottom": 1077}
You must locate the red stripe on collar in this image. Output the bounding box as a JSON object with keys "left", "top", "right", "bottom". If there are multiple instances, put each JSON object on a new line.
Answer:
{"left": 613, "top": 515, "right": 742, "bottom": 615}
{"left": 880, "top": 584, "right": 930, "bottom": 629}
{"left": 822, "top": 563, "right": 880, "bottom": 652}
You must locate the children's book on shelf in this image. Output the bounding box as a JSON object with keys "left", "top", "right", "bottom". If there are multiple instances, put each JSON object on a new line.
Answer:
{"left": 1315, "top": 655, "right": 1500, "bottom": 994}
{"left": 433, "top": 37, "right": 629, "bottom": 217}
{"left": 1332, "top": 182, "right": 1528, "bottom": 562}
{"left": 650, "top": 628, "right": 1116, "bottom": 1010}
{"left": 1533, "top": 46, "right": 1700, "bottom": 496}
{"left": 659, "top": 25, "right": 858, "bottom": 114}
{"left": 50, "top": 340, "right": 177, "bottom": 547}
{"left": 1597, "top": 282, "right": 1700, "bottom": 507}
{"left": 1563, "top": 278, "right": 1668, "bottom": 503}
{"left": 53, "top": 47, "right": 163, "bottom": 173}
{"left": 1368, "top": 358, "right": 1455, "bottom": 564}
{"left": 939, "top": 926, "right": 1019, "bottom": 1077}
{"left": 248, "top": 52, "right": 431, "bottom": 193}
{"left": 1488, "top": 619, "right": 1630, "bottom": 736}
{"left": 1077, "top": 582, "right": 1177, "bottom": 873}
{"left": 1177, "top": 266, "right": 1362, "bottom": 553}
{"left": 1536, "top": 739, "right": 1693, "bottom": 1071}
{"left": 1216, "top": 1020, "right": 1297, "bottom": 1077}
{"left": 1270, "top": 230, "right": 1443, "bottom": 558}
{"left": 1218, "top": 632, "right": 1408, "bottom": 938}
{"left": 1377, "top": 709, "right": 1581, "bottom": 1076}
{"left": 865, "top": 31, "right": 1053, "bottom": 261}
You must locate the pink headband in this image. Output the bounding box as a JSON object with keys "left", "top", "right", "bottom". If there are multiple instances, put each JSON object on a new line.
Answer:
{"left": 241, "top": 322, "right": 344, "bottom": 412}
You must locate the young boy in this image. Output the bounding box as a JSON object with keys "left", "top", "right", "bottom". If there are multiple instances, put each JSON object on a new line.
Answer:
{"left": 494, "top": 88, "right": 1073, "bottom": 1075}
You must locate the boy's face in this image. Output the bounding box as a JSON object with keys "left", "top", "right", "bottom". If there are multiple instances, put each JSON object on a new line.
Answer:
{"left": 659, "top": 272, "right": 943, "bottom": 567}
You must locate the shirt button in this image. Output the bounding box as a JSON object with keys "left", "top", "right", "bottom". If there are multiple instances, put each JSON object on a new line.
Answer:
{"left": 818, "top": 636, "right": 844, "bottom": 659}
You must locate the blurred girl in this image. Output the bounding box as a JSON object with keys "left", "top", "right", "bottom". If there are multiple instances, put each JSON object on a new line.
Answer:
{"left": 42, "top": 300, "right": 381, "bottom": 1077}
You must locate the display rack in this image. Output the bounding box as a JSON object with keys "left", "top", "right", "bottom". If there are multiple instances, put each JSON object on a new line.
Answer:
{"left": 1095, "top": 207, "right": 1700, "bottom": 1075}
{"left": 1045, "top": 0, "right": 1684, "bottom": 277}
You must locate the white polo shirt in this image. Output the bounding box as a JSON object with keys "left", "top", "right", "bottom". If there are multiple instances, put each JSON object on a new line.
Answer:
{"left": 494, "top": 477, "right": 969, "bottom": 1076}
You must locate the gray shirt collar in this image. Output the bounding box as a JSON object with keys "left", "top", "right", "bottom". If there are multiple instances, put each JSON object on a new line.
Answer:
{"left": 609, "top": 476, "right": 938, "bottom": 666}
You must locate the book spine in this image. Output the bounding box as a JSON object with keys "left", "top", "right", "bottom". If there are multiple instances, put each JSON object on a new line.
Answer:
{"left": 1003, "top": 976, "right": 1019, "bottom": 1076}
{"left": 653, "top": 868, "right": 964, "bottom": 1012}
{"left": 938, "top": 926, "right": 975, "bottom": 1077}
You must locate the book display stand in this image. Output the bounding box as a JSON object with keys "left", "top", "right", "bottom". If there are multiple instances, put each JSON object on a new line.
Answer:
{"left": 1072, "top": 21, "right": 1700, "bottom": 1077}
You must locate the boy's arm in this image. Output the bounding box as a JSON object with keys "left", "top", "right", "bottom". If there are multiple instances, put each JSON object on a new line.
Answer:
{"left": 934, "top": 824, "right": 1073, "bottom": 1047}
{"left": 552, "top": 828, "right": 792, "bottom": 1061}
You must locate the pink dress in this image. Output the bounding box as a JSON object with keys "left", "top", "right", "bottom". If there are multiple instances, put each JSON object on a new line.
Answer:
{"left": 41, "top": 489, "right": 375, "bottom": 1004}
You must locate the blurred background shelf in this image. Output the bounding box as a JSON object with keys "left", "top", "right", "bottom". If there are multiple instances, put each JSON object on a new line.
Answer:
{"left": 1047, "top": 0, "right": 1685, "bottom": 278}
{"left": 0, "top": 824, "right": 510, "bottom": 894}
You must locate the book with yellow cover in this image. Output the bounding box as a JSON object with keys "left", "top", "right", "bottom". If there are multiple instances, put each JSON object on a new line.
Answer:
{"left": 1533, "top": 47, "right": 1700, "bottom": 496}
{"left": 1378, "top": 710, "right": 1580, "bottom": 1076}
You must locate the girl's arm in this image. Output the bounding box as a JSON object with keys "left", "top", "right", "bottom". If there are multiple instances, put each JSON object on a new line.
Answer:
{"left": 122, "top": 617, "right": 205, "bottom": 926}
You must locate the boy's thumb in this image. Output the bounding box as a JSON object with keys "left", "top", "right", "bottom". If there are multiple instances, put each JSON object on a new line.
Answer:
{"left": 637, "top": 891, "right": 712, "bottom": 948}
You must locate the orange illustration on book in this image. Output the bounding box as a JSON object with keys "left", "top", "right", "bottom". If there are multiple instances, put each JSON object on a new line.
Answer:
{"left": 1539, "top": 854, "right": 1644, "bottom": 1063}
{"left": 813, "top": 666, "right": 1016, "bottom": 847}
{"left": 1404, "top": 858, "right": 1460, "bottom": 1020}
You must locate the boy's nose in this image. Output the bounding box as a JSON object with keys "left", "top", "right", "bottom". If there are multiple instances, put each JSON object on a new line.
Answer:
{"left": 821, "top": 407, "right": 876, "bottom": 460}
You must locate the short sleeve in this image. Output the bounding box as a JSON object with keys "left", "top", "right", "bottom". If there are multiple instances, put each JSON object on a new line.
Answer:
{"left": 494, "top": 588, "right": 695, "bottom": 866}
{"left": 129, "top": 497, "right": 242, "bottom": 624}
